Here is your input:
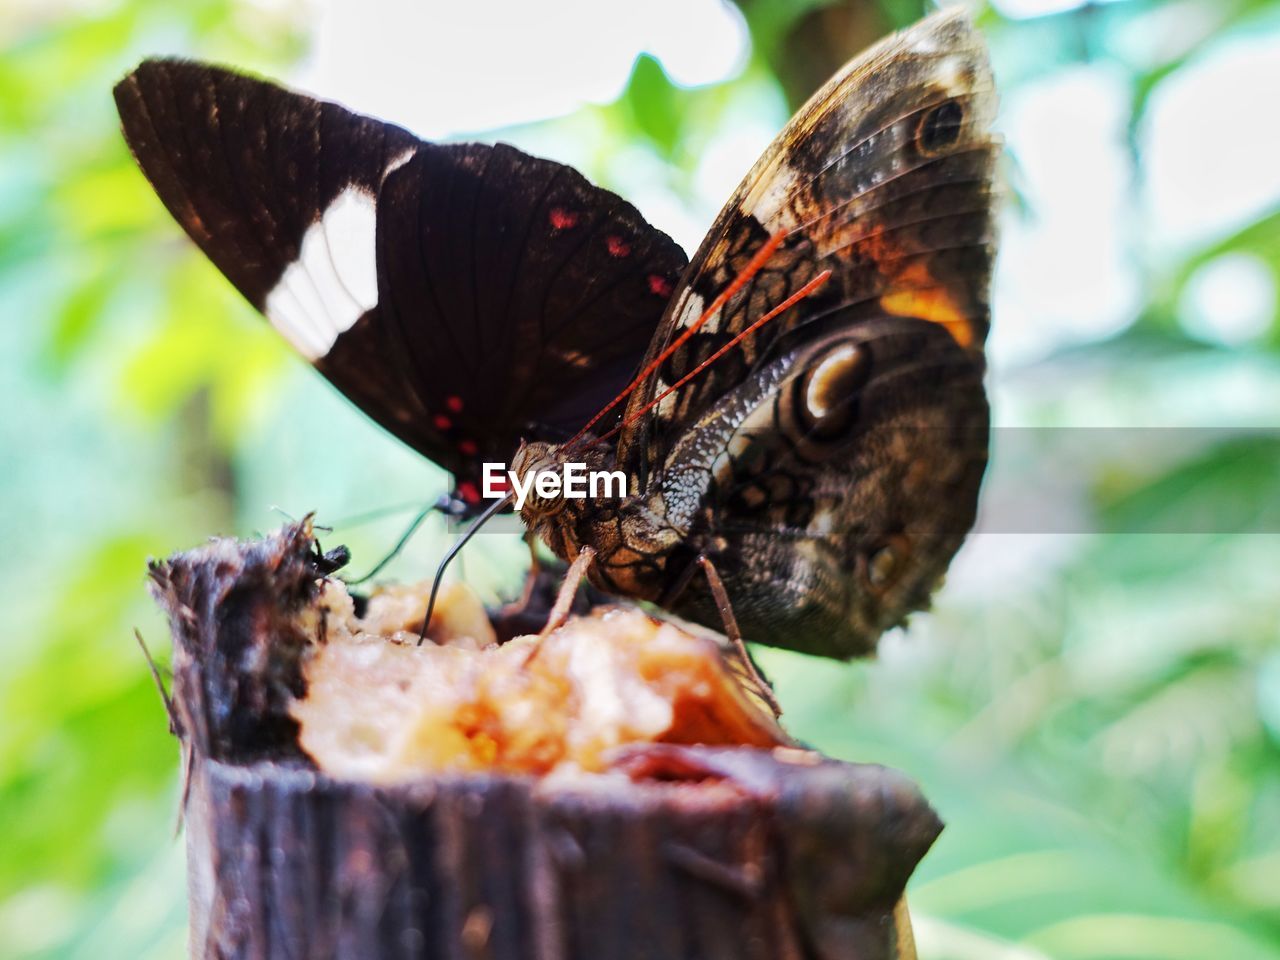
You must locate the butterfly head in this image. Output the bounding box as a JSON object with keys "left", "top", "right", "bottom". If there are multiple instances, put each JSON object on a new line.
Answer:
{"left": 509, "top": 441, "right": 562, "bottom": 521}
{"left": 511, "top": 439, "right": 622, "bottom": 561}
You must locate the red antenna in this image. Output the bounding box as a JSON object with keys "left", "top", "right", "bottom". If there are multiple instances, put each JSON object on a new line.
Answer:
{"left": 564, "top": 229, "right": 791, "bottom": 451}
{"left": 589, "top": 268, "right": 832, "bottom": 446}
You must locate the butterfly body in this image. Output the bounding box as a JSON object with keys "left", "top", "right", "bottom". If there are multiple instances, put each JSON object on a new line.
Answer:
{"left": 116, "top": 8, "right": 998, "bottom": 659}
{"left": 515, "top": 308, "right": 986, "bottom": 657}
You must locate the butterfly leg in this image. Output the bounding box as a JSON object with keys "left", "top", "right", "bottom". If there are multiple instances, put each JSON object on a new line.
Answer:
{"left": 523, "top": 545, "right": 597, "bottom": 664}
{"left": 540, "top": 545, "right": 595, "bottom": 638}
{"left": 697, "top": 556, "right": 781, "bottom": 717}
{"left": 498, "top": 531, "right": 544, "bottom": 622}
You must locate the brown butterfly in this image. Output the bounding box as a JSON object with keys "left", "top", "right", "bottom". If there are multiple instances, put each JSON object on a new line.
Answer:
{"left": 115, "top": 8, "right": 997, "bottom": 660}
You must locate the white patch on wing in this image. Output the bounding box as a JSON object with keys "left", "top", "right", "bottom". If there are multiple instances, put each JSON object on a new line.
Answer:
{"left": 743, "top": 162, "right": 800, "bottom": 225}
{"left": 383, "top": 147, "right": 415, "bottom": 180}
{"left": 933, "top": 56, "right": 966, "bottom": 95}
{"left": 812, "top": 507, "right": 835, "bottom": 536}
{"left": 676, "top": 291, "right": 705, "bottom": 330}
{"left": 265, "top": 186, "right": 378, "bottom": 360}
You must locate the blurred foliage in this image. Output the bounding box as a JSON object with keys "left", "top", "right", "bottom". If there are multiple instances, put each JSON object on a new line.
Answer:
{"left": 2, "top": 0, "right": 1279, "bottom": 958}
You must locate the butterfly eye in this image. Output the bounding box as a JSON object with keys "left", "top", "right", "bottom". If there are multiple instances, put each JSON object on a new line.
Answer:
{"left": 917, "top": 100, "right": 964, "bottom": 155}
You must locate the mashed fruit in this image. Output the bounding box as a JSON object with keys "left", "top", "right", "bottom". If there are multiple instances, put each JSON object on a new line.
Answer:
{"left": 292, "top": 581, "right": 788, "bottom": 782}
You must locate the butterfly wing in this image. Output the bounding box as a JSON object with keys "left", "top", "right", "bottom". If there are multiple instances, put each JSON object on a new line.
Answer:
{"left": 114, "top": 60, "right": 687, "bottom": 505}
{"left": 618, "top": 8, "right": 995, "bottom": 471}
{"left": 645, "top": 317, "right": 987, "bottom": 657}
{"left": 618, "top": 9, "right": 997, "bottom": 655}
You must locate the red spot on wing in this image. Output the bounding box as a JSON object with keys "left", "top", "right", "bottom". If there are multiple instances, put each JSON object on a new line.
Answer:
{"left": 458, "top": 481, "right": 481, "bottom": 503}
{"left": 433, "top": 414, "right": 452, "bottom": 431}
{"left": 445, "top": 395, "right": 464, "bottom": 413}
{"left": 647, "top": 274, "right": 673, "bottom": 297}
{"left": 458, "top": 439, "right": 478, "bottom": 456}
{"left": 549, "top": 207, "right": 578, "bottom": 230}
{"left": 606, "top": 235, "right": 631, "bottom": 258}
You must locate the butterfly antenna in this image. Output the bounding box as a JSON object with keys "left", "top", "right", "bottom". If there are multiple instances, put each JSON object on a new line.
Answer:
{"left": 591, "top": 269, "right": 833, "bottom": 446}
{"left": 419, "top": 492, "right": 515, "bottom": 644}
{"left": 563, "top": 229, "right": 791, "bottom": 452}
{"left": 343, "top": 493, "right": 463, "bottom": 585}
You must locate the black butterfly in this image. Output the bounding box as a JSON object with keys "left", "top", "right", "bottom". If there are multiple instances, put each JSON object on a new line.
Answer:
{"left": 116, "top": 8, "right": 997, "bottom": 659}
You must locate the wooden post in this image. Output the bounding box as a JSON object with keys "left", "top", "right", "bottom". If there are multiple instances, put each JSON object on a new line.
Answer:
{"left": 150, "top": 522, "right": 942, "bottom": 960}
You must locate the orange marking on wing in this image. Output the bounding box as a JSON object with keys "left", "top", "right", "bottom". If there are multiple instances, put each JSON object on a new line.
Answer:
{"left": 881, "top": 285, "right": 973, "bottom": 348}
{"left": 863, "top": 233, "right": 974, "bottom": 349}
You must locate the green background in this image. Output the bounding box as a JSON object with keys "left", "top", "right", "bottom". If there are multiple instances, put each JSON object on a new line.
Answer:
{"left": 2, "top": 0, "right": 1279, "bottom": 957}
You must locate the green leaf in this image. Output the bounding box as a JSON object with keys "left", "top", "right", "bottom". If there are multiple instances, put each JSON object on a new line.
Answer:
{"left": 1096, "top": 435, "right": 1280, "bottom": 535}
{"left": 624, "top": 53, "right": 681, "bottom": 158}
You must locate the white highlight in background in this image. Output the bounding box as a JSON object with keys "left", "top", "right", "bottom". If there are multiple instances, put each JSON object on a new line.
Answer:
{"left": 1142, "top": 29, "right": 1280, "bottom": 254}
{"left": 1179, "top": 253, "right": 1276, "bottom": 347}
{"left": 305, "top": 0, "right": 749, "bottom": 138}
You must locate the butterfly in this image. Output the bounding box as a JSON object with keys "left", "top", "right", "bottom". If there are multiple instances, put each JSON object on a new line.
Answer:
{"left": 115, "top": 8, "right": 997, "bottom": 660}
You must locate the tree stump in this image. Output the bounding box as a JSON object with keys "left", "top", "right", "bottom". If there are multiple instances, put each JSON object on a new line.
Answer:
{"left": 149, "top": 521, "right": 942, "bottom": 960}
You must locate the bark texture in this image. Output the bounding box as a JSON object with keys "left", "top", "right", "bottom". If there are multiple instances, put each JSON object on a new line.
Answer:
{"left": 150, "top": 521, "right": 942, "bottom": 960}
